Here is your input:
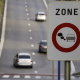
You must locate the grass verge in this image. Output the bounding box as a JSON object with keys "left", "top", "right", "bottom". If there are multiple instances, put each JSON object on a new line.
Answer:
{"left": 0, "top": 0, "right": 4, "bottom": 18}
{"left": 73, "top": 72, "right": 80, "bottom": 76}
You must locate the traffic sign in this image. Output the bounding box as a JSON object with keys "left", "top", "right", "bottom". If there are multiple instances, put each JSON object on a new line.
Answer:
{"left": 52, "top": 23, "right": 80, "bottom": 52}
{"left": 47, "top": 1, "right": 80, "bottom": 60}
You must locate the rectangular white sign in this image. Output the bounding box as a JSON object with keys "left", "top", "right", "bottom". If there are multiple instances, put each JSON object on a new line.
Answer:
{"left": 47, "top": 1, "right": 80, "bottom": 60}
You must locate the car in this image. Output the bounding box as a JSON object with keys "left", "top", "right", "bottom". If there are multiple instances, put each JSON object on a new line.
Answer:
{"left": 13, "top": 53, "right": 33, "bottom": 68}
{"left": 35, "top": 12, "right": 46, "bottom": 21}
{"left": 66, "top": 34, "right": 75, "bottom": 42}
{"left": 39, "top": 40, "right": 47, "bottom": 53}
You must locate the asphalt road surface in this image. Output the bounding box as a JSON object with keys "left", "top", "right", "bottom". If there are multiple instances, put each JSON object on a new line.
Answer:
{"left": 0, "top": 0, "right": 80, "bottom": 80}
{"left": 0, "top": 0, "right": 54, "bottom": 74}
{"left": 0, "top": 0, "right": 64, "bottom": 77}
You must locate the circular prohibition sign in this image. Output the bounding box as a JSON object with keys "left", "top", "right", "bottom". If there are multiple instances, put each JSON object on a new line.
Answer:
{"left": 52, "top": 23, "right": 80, "bottom": 52}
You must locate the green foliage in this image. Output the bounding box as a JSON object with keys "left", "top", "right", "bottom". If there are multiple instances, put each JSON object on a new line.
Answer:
{"left": 0, "top": 0, "right": 4, "bottom": 18}
{"left": 73, "top": 72, "right": 80, "bottom": 76}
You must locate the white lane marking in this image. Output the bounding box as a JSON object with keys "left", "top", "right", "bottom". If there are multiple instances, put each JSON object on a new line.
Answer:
{"left": 0, "top": 0, "right": 8, "bottom": 57}
{"left": 13, "top": 75, "right": 20, "bottom": 78}
{"left": 2, "top": 75, "right": 10, "bottom": 78}
{"left": 25, "top": 2, "right": 27, "bottom": 4}
{"left": 33, "top": 61, "right": 36, "bottom": 64}
{"left": 70, "top": 61, "right": 75, "bottom": 75}
{"left": 43, "top": 0, "right": 47, "bottom": 9}
{"left": 71, "top": 76, "right": 75, "bottom": 79}
{"left": 27, "top": 18, "right": 29, "bottom": 20}
{"left": 28, "top": 23, "right": 30, "bottom": 26}
{"left": 25, "top": 5, "right": 27, "bottom": 7}
{"left": 35, "top": 71, "right": 38, "bottom": 73}
{"left": 32, "top": 52, "right": 35, "bottom": 55}
{"left": 30, "top": 37, "right": 32, "bottom": 39}
{"left": 47, "top": 76, "right": 52, "bottom": 79}
{"left": 29, "top": 29, "right": 31, "bottom": 32}
{"left": 35, "top": 76, "right": 41, "bottom": 79}
{"left": 26, "top": 9, "right": 28, "bottom": 11}
{"left": 31, "top": 44, "right": 34, "bottom": 47}
{"left": 60, "top": 77, "right": 64, "bottom": 80}
{"left": 24, "top": 75, "right": 31, "bottom": 78}
{"left": 26, "top": 13, "right": 29, "bottom": 15}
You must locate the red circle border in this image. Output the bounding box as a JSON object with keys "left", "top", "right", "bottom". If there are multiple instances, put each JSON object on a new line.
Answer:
{"left": 52, "top": 23, "right": 80, "bottom": 52}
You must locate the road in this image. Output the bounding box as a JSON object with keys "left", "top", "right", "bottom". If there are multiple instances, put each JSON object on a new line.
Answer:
{"left": 0, "top": 0, "right": 52, "bottom": 74}
{"left": 0, "top": 0, "right": 80, "bottom": 80}
{"left": 0, "top": 0, "right": 64, "bottom": 78}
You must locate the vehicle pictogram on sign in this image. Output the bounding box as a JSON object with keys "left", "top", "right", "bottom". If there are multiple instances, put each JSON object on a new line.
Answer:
{"left": 57, "top": 32, "right": 76, "bottom": 42}
{"left": 66, "top": 34, "right": 75, "bottom": 42}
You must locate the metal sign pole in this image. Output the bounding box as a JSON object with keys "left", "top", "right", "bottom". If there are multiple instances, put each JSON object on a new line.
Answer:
{"left": 52, "top": 61, "right": 54, "bottom": 80}
{"left": 64, "top": 61, "right": 70, "bottom": 80}
{"left": 58, "top": 61, "right": 60, "bottom": 80}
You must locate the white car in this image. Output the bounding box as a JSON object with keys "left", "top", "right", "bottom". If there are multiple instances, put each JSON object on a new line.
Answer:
{"left": 13, "top": 53, "right": 33, "bottom": 68}
{"left": 35, "top": 12, "right": 46, "bottom": 21}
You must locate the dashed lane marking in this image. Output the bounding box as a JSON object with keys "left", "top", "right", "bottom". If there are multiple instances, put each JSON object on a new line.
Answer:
{"left": 30, "top": 37, "right": 32, "bottom": 39}
{"left": 32, "top": 52, "right": 35, "bottom": 55}
{"left": 2, "top": 75, "right": 10, "bottom": 78}
{"left": 60, "top": 77, "right": 64, "bottom": 80}
{"left": 24, "top": 75, "right": 31, "bottom": 78}
{"left": 27, "top": 18, "right": 29, "bottom": 20}
{"left": 47, "top": 76, "right": 52, "bottom": 79}
{"left": 31, "top": 44, "right": 34, "bottom": 47}
{"left": 28, "top": 23, "right": 30, "bottom": 26}
{"left": 13, "top": 75, "right": 20, "bottom": 78}
{"left": 0, "top": 74, "right": 64, "bottom": 79}
{"left": 33, "top": 61, "right": 36, "bottom": 64}
{"left": 35, "top": 71, "right": 38, "bottom": 73}
{"left": 26, "top": 13, "right": 29, "bottom": 15}
{"left": 25, "top": 2, "right": 27, "bottom": 4}
{"left": 26, "top": 9, "right": 28, "bottom": 11}
{"left": 29, "top": 29, "right": 31, "bottom": 32}
{"left": 35, "top": 76, "right": 41, "bottom": 79}
{"left": 71, "top": 76, "right": 75, "bottom": 79}
{"left": 25, "top": 5, "right": 27, "bottom": 7}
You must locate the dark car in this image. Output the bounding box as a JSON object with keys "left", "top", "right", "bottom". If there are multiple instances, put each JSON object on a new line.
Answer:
{"left": 39, "top": 40, "right": 47, "bottom": 53}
